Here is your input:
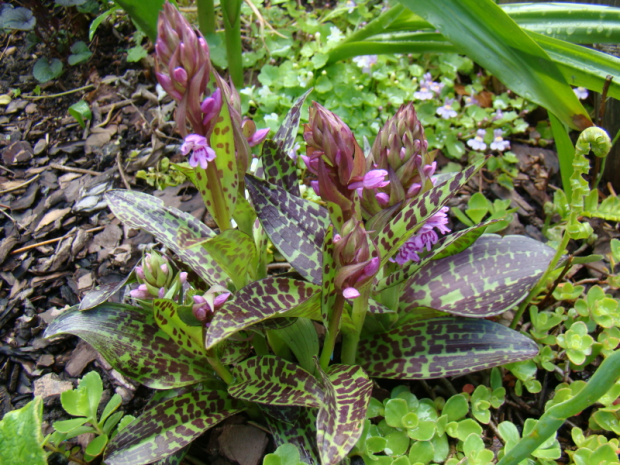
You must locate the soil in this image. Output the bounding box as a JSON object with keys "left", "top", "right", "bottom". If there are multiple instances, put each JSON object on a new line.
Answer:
{"left": 0, "top": 6, "right": 618, "bottom": 465}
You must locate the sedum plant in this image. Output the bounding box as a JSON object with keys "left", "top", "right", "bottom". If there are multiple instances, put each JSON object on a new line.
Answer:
{"left": 44, "top": 3, "right": 561, "bottom": 464}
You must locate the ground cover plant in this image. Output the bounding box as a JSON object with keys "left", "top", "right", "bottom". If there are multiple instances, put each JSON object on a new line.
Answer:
{"left": 1, "top": 1, "right": 620, "bottom": 465}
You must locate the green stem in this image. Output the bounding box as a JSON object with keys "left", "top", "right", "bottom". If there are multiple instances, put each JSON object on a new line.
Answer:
{"left": 497, "top": 349, "right": 620, "bottom": 465}
{"left": 252, "top": 332, "right": 270, "bottom": 356}
{"left": 510, "top": 232, "right": 570, "bottom": 329}
{"left": 319, "top": 294, "right": 345, "bottom": 371}
{"left": 22, "top": 84, "right": 94, "bottom": 99}
{"left": 205, "top": 164, "right": 232, "bottom": 231}
{"left": 196, "top": 0, "right": 216, "bottom": 35}
{"left": 221, "top": 0, "right": 243, "bottom": 88}
{"left": 341, "top": 283, "right": 371, "bottom": 365}
{"left": 206, "top": 348, "right": 234, "bottom": 384}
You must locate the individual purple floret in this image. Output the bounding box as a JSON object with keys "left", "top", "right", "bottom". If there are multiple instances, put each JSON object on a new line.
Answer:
{"left": 352, "top": 55, "right": 378, "bottom": 75}
{"left": 192, "top": 291, "right": 231, "bottom": 323}
{"left": 436, "top": 98, "right": 458, "bottom": 119}
{"left": 467, "top": 129, "right": 487, "bottom": 151}
{"left": 394, "top": 207, "right": 451, "bottom": 265}
{"left": 180, "top": 134, "right": 217, "bottom": 169}
{"left": 573, "top": 87, "right": 589, "bottom": 100}
{"left": 490, "top": 128, "right": 510, "bottom": 152}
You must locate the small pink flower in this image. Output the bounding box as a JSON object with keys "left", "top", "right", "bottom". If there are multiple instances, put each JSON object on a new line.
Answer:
{"left": 343, "top": 287, "right": 361, "bottom": 299}
{"left": 130, "top": 284, "right": 151, "bottom": 300}
{"left": 348, "top": 169, "right": 389, "bottom": 190}
{"left": 247, "top": 128, "right": 270, "bottom": 147}
{"left": 180, "top": 134, "right": 217, "bottom": 169}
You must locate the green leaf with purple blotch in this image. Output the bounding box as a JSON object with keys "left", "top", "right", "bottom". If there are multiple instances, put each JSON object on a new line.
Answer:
{"left": 153, "top": 299, "right": 204, "bottom": 356}
{"left": 376, "top": 219, "right": 497, "bottom": 292}
{"left": 316, "top": 364, "right": 373, "bottom": 465}
{"left": 321, "top": 225, "right": 337, "bottom": 327}
{"left": 104, "top": 388, "right": 244, "bottom": 465}
{"left": 105, "top": 190, "right": 227, "bottom": 288}
{"left": 210, "top": 97, "right": 239, "bottom": 215}
{"left": 265, "top": 407, "right": 320, "bottom": 465}
{"left": 228, "top": 355, "right": 323, "bottom": 407}
{"left": 79, "top": 273, "right": 133, "bottom": 311}
{"left": 44, "top": 304, "right": 213, "bottom": 389}
{"left": 262, "top": 88, "right": 313, "bottom": 195}
{"left": 357, "top": 316, "right": 538, "bottom": 379}
{"left": 376, "top": 159, "right": 484, "bottom": 266}
{"left": 205, "top": 277, "right": 320, "bottom": 349}
{"left": 400, "top": 234, "right": 556, "bottom": 317}
{"left": 246, "top": 174, "right": 330, "bottom": 284}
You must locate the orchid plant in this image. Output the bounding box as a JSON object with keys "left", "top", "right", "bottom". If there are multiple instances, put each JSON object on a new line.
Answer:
{"left": 44, "top": 3, "right": 560, "bottom": 464}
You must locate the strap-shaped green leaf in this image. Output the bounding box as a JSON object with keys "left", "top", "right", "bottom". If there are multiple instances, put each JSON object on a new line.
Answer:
{"left": 400, "top": 235, "right": 556, "bottom": 317}
{"left": 153, "top": 299, "right": 204, "bottom": 355}
{"left": 263, "top": 88, "right": 313, "bottom": 195}
{"left": 357, "top": 316, "right": 538, "bottom": 379}
{"left": 316, "top": 364, "right": 373, "bottom": 465}
{"left": 205, "top": 277, "right": 320, "bottom": 349}
{"left": 104, "top": 389, "right": 244, "bottom": 465}
{"left": 229, "top": 355, "right": 323, "bottom": 407}
{"left": 79, "top": 273, "right": 133, "bottom": 311}
{"left": 44, "top": 304, "right": 213, "bottom": 389}
{"left": 105, "top": 190, "right": 227, "bottom": 287}
{"left": 376, "top": 219, "right": 496, "bottom": 292}
{"left": 376, "top": 159, "right": 483, "bottom": 265}
{"left": 246, "top": 174, "right": 331, "bottom": 284}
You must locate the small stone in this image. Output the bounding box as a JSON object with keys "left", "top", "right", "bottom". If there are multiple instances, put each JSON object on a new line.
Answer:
{"left": 33, "top": 373, "right": 73, "bottom": 399}
{"left": 25, "top": 103, "right": 37, "bottom": 114}
{"left": 37, "top": 354, "right": 55, "bottom": 368}
{"left": 65, "top": 340, "right": 99, "bottom": 377}
{"left": 219, "top": 425, "right": 269, "bottom": 465}
{"left": 33, "top": 138, "right": 48, "bottom": 155}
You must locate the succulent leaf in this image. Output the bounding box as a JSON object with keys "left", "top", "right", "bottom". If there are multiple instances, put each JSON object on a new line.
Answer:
{"left": 44, "top": 304, "right": 213, "bottom": 389}
{"left": 246, "top": 174, "right": 330, "bottom": 284}
{"left": 105, "top": 190, "right": 227, "bottom": 287}
{"left": 357, "top": 317, "right": 539, "bottom": 379}
{"left": 400, "top": 234, "right": 556, "bottom": 317}
{"left": 205, "top": 277, "right": 320, "bottom": 349}
{"left": 376, "top": 159, "right": 484, "bottom": 265}
{"left": 104, "top": 389, "right": 244, "bottom": 465}
{"left": 316, "top": 364, "right": 373, "bottom": 465}
{"left": 228, "top": 355, "right": 323, "bottom": 407}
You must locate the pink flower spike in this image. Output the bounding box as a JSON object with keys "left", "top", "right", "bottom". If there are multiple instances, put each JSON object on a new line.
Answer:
{"left": 343, "top": 287, "right": 360, "bottom": 299}
{"left": 181, "top": 134, "right": 217, "bottom": 169}
{"left": 247, "top": 128, "right": 270, "bottom": 147}
{"left": 348, "top": 169, "right": 389, "bottom": 190}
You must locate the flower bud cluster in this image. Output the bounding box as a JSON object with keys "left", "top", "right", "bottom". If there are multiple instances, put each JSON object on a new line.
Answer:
{"left": 192, "top": 285, "right": 231, "bottom": 325}
{"left": 130, "top": 251, "right": 187, "bottom": 300}
{"left": 333, "top": 219, "right": 380, "bottom": 300}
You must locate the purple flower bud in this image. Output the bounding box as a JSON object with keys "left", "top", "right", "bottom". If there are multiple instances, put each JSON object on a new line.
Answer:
{"left": 343, "top": 287, "right": 361, "bottom": 299}
{"left": 376, "top": 192, "right": 390, "bottom": 206}
{"left": 158, "top": 287, "right": 166, "bottom": 298}
{"left": 130, "top": 284, "right": 151, "bottom": 300}
{"left": 247, "top": 128, "right": 270, "bottom": 147}
{"left": 172, "top": 67, "right": 188, "bottom": 86}
{"left": 160, "top": 263, "right": 169, "bottom": 275}
{"left": 200, "top": 88, "right": 222, "bottom": 125}
{"left": 179, "top": 272, "right": 188, "bottom": 284}
{"left": 213, "top": 292, "right": 231, "bottom": 308}
{"left": 348, "top": 169, "right": 389, "bottom": 190}
{"left": 135, "top": 266, "right": 145, "bottom": 280}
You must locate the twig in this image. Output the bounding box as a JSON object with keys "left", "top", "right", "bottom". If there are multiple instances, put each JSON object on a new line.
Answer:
{"left": 10, "top": 226, "right": 105, "bottom": 255}
{"left": 0, "top": 174, "right": 40, "bottom": 195}
{"left": 49, "top": 163, "right": 102, "bottom": 176}
{"left": 0, "top": 164, "right": 15, "bottom": 175}
{"left": 116, "top": 151, "right": 132, "bottom": 190}
{"left": 21, "top": 84, "right": 95, "bottom": 100}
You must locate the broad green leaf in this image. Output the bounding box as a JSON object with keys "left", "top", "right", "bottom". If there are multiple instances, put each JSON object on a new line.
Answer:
{"left": 205, "top": 277, "right": 320, "bottom": 349}
{"left": 80, "top": 274, "right": 133, "bottom": 310}
{"left": 112, "top": 0, "right": 165, "bottom": 41}
{"left": 68, "top": 99, "right": 92, "bottom": 129}
{"left": 269, "top": 318, "right": 320, "bottom": 374}
{"left": 105, "top": 190, "right": 227, "bottom": 287}
{"left": 585, "top": 194, "right": 620, "bottom": 221}
{"left": 104, "top": 389, "right": 244, "bottom": 465}
{"left": 53, "top": 417, "right": 90, "bottom": 434}
{"left": 246, "top": 174, "right": 331, "bottom": 284}
{"left": 376, "top": 219, "right": 495, "bottom": 292}
{"left": 85, "top": 433, "right": 108, "bottom": 457}
{"left": 229, "top": 355, "right": 323, "bottom": 407}
{"left": 33, "top": 57, "right": 63, "bottom": 83}
{"left": 316, "top": 364, "right": 373, "bottom": 465}
{"left": 357, "top": 317, "right": 538, "bottom": 379}
{"left": 153, "top": 299, "right": 204, "bottom": 355}
{"left": 200, "top": 229, "right": 256, "bottom": 290}
{"left": 401, "top": 0, "right": 592, "bottom": 129}
{"left": 0, "top": 397, "right": 46, "bottom": 465}
{"left": 44, "top": 304, "right": 214, "bottom": 389}
{"left": 60, "top": 371, "right": 102, "bottom": 419}
{"left": 400, "top": 235, "right": 556, "bottom": 317}
{"left": 549, "top": 113, "right": 575, "bottom": 197}
{"left": 265, "top": 407, "right": 320, "bottom": 465}
{"left": 0, "top": 5, "right": 36, "bottom": 31}
{"left": 263, "top": 88, "right": 313, "bottom": 195}
{"left": 376, "top": 159, "right": 484, "bottom": 266}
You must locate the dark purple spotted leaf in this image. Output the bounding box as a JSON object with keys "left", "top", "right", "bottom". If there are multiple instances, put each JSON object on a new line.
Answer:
{"left": 218, "top": 337, "right": 252, "bottom": 365}
{"left": 357, "top": 316, "right": 538, "bottom": 380}
{"left": 151, "top": 446, "right": 188, "bottom": 465}
{"left": 376, "top": 159, "right": 484, "bottom": 265}
{"left": 376, "top": 219, "right": 497, "bottom": 292}
{"left": 153, "top": 299, "right": 205, "bottom": 356}
{"left": 246, "top": 174, "right": 330, "bottom": 284}
{"left": 79, "top": 274, "right": 133, "bottom": 311}
{"left": 104, "top": 388, "right": 244, "bottom": 465}
{"left": 321, "top": 226, "right": 337, "bottom": 327}
{"left": 105, "top": 190, "right": 227, "bottom": 288}
{"left": 44, "top": 304, "right": 213, "bottom": 389}
{"left": 400, "top": 235, "right": 556, "bottom": 317}
{"left": 228, "top": 355, "right": 323, "bottom": 407}
{"left": 273, "top": 89, "right": 312, "bottom": 154}
{"left": 316, "top": 364, "right": 373, "bottom": 465}
{"left": 205, "top": 277, "right": 320, "bottom": 349}
{"left": 265, "top": 407, "right": 320, "bottom": 465}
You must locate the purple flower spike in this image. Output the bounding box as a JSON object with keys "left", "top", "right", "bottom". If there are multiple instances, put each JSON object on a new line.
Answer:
{"left": 181, "top": 134, "right": 217, "bottom": 169}
{"left": 348, "top": 169, "right": 389, "bottom": 190}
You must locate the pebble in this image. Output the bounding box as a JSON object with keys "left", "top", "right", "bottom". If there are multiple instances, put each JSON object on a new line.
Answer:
{"left": 33, "top": 373, "right": 73, "bottom": 399}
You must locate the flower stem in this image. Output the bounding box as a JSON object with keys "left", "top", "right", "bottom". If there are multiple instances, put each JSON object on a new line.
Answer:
{"left": 319, "top": 294, "right": 345, "bottom": 371}
{"left": 205, "top": 164, "right": 233, "bottom": 231}
{"left": 196, "top": 0, "right": 216, "bottom": 35}
{"left": 341, "top": 283, "right": 371, "bottom": 365}
{"left": 206, "top": 347, "right": 234, "bottom": 384}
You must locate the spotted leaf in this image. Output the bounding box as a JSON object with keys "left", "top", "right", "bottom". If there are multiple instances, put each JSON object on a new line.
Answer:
{"left": 205, "top": 277, "right": 320, "bottom": 349}
{"left": 246, "top": 174, "right": 330, "bottom": 284}
{"left": 228, "top": 355, "right": 323, "bottom": 407}
{"left": 153, "top": 299, "right": 204, "bottom": 356}
{"left": 316, "top": 364, "right": 373, "bottom": 465}
{"left": 400, "top": 234, "right": 556, "bottom": 317}
{"left": 376, "top": 219, "right": 496, "bottom": 292}
{"left": 376, "top": 159, "right": 484, "bottom": 265}
{"left": 265, "top": 407, "right": 320, "bottom": 465}
{"left": 79, "top": 273, "right": 133, "bottom": 311}
{"left": 105, "top": 190, "right": 226, "bottom": 287}
{"left": 44, "top": 304, "right": 213, "bottom": 389}
{"left": 104, "top": 388, "right": 244, "bottom": 465}
{"left": 357, "top": 316, "right": 538, "bottom": 379}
